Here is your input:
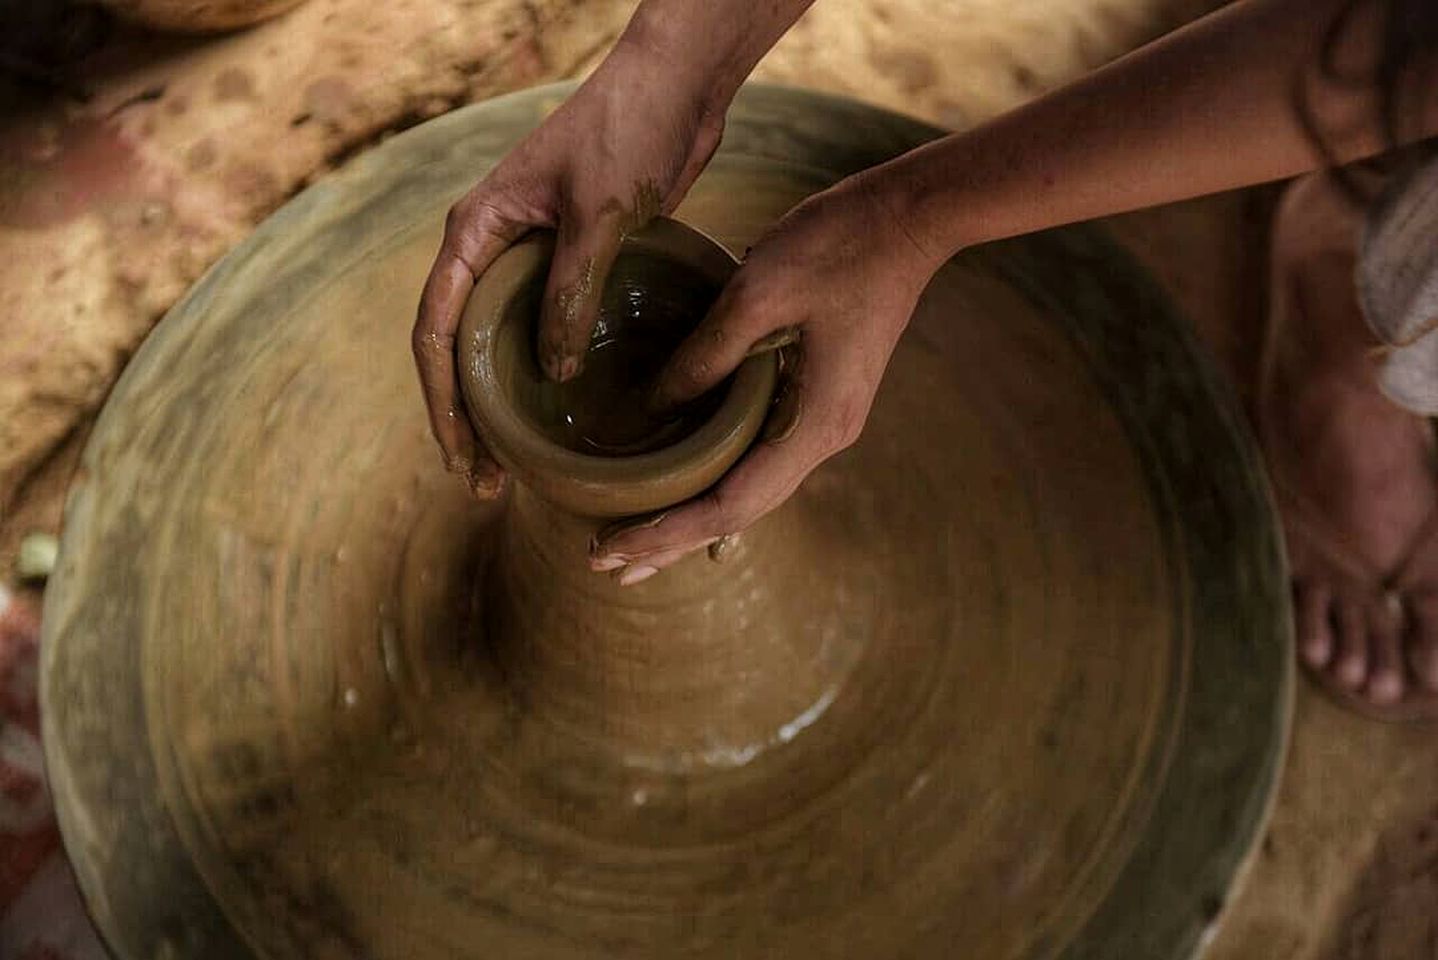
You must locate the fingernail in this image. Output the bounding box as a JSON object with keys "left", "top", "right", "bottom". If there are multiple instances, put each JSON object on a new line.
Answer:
{"left": 541, "top": 350, "right": 579, "bottom": 383}
{"left": 590, "top": 555, "right": 626, "bottom": 572}
{"left": 557, "top": 354, "right": 580, "bottom": 382}
{"left": 618, "top": 564, "right": 659, "bottom": 587}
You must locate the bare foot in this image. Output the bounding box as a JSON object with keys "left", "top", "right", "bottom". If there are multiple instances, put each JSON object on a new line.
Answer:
{"left": 1261, "top": 173, "right": 1438, "bottom": 718}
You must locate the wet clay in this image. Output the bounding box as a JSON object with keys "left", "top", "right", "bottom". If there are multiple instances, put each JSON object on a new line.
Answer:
{"left": 40, "top": 84, "right": 1291, "bottom": 960}
{"left": 509, "top": 251, "right": 726, "bottom": 456}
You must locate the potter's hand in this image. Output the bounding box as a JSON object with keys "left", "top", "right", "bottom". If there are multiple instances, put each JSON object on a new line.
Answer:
{"left": 589, "top": 175, "right": 939, "bottom": 583}
{"left": 413, "top": 33, "right": 726, "bottom": 498}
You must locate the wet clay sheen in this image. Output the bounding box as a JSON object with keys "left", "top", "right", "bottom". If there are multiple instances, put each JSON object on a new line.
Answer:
{"left": 515, "top": 253, "right": 725, "bottom": 455}
{"left": 40, "top": 84, "right": 1291, "bottom": 960}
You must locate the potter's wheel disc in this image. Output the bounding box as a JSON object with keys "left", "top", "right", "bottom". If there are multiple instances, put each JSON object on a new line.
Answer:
{"left": 41, "top": 84, "right": 1290, "bottom": 960}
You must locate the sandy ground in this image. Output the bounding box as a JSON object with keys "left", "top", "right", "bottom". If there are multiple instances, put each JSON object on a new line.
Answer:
{"left": 2, "top": 1, "right": 1436, "bottom": 957}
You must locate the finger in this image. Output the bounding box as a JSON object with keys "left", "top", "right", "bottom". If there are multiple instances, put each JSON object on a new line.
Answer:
{"left": 613, "top": 542, "right": 713, "bottom": 587}
{"left": 538, "top": 205, "right": 628, "bottom": 382}
{"left": 414, "top": 198, "right": 527, "bottom": 492}
{"left": 596, "top": 356, "right": 868, "bottom": 562}
{"left": 651, "top": 269, "right": 787, "bottom": 408}
{"left": 589, "top": 519, "right": 716, "bottom": 578}
{"left": 587, "top": 509, "right": 671, "bottom": 570}
{"left": 758, "top": 347, "right": 805, "bottom": 446}
{"left": 414, "top": 253, "right": 482, "bottom": 467}
{"left": 593, "top": 443, "right": 813, "bottom": 563}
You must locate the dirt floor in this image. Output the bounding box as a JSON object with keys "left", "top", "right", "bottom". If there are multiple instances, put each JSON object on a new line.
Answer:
{"left": 2, "top": 1, "right": 1436, "bottom": 957}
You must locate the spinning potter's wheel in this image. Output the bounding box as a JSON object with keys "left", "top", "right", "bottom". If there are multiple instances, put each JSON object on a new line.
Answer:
{"left": 41, "top": 84, "right": 1290, "bottom": 960}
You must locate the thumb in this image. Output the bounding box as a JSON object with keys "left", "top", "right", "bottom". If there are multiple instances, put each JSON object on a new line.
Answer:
{"left": 651, "top": 276, "right": 780, "bottom": 408}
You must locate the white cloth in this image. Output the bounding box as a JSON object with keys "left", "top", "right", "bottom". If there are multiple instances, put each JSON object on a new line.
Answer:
{"left": 1357, "top": 146, "right": 1438, "bottom": 414}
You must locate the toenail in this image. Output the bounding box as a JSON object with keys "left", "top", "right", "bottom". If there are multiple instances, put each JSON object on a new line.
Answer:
{"left": 1369, "top": 672, "right": 1404, "bottom": 704}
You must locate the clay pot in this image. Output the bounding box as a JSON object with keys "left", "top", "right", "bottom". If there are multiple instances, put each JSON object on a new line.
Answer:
{"left": 453, "top": 217, "right": 817, "bottom": 762}
{"left": 40, "top": 83, "right": 1291, "bottom": 960}
{"left": 97, "top": 0, "right": 306, "bottom": 32}
{"left": 458, "top": 218, "right": 778, "bottom": 517}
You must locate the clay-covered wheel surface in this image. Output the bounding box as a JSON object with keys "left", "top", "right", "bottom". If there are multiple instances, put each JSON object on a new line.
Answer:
{"left": 41, "top": 83, "right": 1291, "bottom": 960}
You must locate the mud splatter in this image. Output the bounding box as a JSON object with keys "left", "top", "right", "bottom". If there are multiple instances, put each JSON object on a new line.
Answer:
{"left": 186, "top": 137, "right": 218, "bottom": 172}
{"left": 214, "top": 67, "right": 256, "bottom": 102}
{"left": 302, "top": 76, "right": 356, "bottom": 126}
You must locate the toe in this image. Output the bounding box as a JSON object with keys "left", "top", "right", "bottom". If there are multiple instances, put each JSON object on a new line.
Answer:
{"left": 1332, "top": 598, "right": 1370, "bottom": 690}
{"left": 1364, "top": 595, "right": 1406, "bottom": 705}
{"left": 1406, "top": 592, "right": 1438, "bottom": 693}
{"left": 1295, "top": 581, "right": 1335, "bottom": 669}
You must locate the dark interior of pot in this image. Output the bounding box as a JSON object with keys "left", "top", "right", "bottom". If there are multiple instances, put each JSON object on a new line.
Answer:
{"left": 495, "top": 247, "right": 729, "bottom": 458}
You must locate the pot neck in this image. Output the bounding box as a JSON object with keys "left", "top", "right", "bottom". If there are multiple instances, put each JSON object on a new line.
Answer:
{"left": 481, "top": 483, "right": 842, "bottom": 771}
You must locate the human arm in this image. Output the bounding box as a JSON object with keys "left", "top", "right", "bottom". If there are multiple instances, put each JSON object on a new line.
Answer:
{"left": 870, "top": 0, "right": 1429, "bottom": 265}
{"left": 594, "top": 0, "right": 1438, "bottom": 578}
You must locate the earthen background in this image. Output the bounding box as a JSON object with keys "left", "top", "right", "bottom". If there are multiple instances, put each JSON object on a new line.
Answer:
{"left": 1, "top": 1, "right": 1436, "bottom": 957}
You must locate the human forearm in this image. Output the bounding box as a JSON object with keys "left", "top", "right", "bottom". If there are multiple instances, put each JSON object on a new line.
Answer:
{"left": 870, "top": 0, "right": 1432, "bottom": 267}
{"left": 617, "top": 0, "right": 818, "bottom": 117}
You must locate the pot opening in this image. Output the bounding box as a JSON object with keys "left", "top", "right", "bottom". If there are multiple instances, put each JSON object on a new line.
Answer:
{"left": 494, "top": 249, "right": 731, "bottom": 459}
